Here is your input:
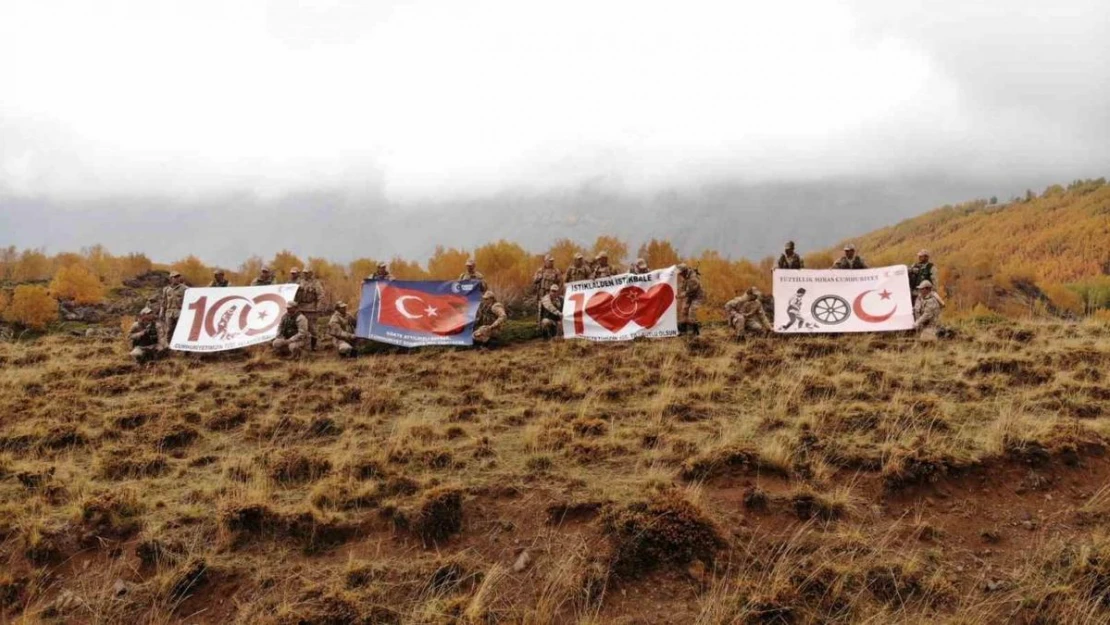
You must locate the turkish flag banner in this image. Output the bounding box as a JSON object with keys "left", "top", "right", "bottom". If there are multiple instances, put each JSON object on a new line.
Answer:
{"left": 356, "top": 280, "right": 483, "bottom": 347}
{"left": 562, "top": 266, "right": 679, "bottom": 341}
{"left": 773, "top": 266, "right": 915, "bottom": 333}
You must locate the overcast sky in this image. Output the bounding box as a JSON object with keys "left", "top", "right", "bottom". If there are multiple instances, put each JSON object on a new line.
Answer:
{"left": 2, "top": 0, "right": 1107, "bottom": 207}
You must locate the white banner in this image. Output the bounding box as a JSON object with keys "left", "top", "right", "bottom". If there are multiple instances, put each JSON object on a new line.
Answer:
{"left": 170, "top": 284, "right": 300, "bottom": 352}
{"left": 773, "top": 266, "right": 914, "bottom": 333}
{"left": 563, "top": 266, "right": 679, "bottom": 341}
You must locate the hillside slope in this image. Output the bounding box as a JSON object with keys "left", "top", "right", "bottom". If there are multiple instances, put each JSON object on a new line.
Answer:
{"left": 836, "top": 178, "right": 1110, "bottom": 313}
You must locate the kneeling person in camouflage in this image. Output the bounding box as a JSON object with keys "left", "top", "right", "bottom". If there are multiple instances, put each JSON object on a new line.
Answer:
{"left": 472, "top": 291, "right": 507, "bottom": 345}
{"left": 272, "top": 301, "right": 310, "bottom": 358}
{"left": 328, "top": 302, "right": 358, "bottom": 357}
{"left": 724, "top": 287, "right": 772, "bottom": 339}
{"left": 129, "top": 307, "right": 168, "bottom": 363}
{"left": 913, "top": 281, "right": 944, "bottom": 342}
{"left": 539, "top": 284, "right": 563, "bottom": 339}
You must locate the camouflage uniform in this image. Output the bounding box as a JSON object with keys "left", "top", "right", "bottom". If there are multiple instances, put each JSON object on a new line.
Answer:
{"left": 724, "top": 290, "right": 772, "bottom": 338}
{"left": 538, "top": 285, "right": 563, "bottom": 339}
{"left": 777, "top": 248, "right": 804, "bottom": 270}
{"left": 128, "top": 309, "right": 167, "bottom": 362}
{"left": 158, "top": 275, "right": 188, "bottom": 337}
{"left": 472, "top": 292, "right": 508, "bottom": 345}
{"left": 295, "top": 272, "right": 325, "bottom": 349}
{"left": 327, "top": 305, "right": 357, "bottom": 357}
{"left": 591, "top": 254, "right": 618, "bottom": 279}
{"left": 458, "top": 263, "right": 488, "bottom": 292}
{"left": 368, "top": 264, "right": 394, "bottom": 282}
{"left": 272, "top": 305, "right": 310, "bottom": 357}
{"left": 909, "top": 251, "right": 937, "bottom": 292}
{"left": 629, "top": 259, "right": 650, "bottom": 274}
{"left": 833, "top": 245, "right": 866, "bottom": 269}
{"left": 564, "top": 256, "right": 592, "bottom": 283}
{"left": 677, "top": 265, "right": 704, "bottom": 334}
{"left": 251, "top": 270, "right": 275, "bottom": 286}
{"left": 209, "top": 272, "right": 230, "bottom": 287}
{"left": 913, "top": 282, "right": 943, "bottom": 341}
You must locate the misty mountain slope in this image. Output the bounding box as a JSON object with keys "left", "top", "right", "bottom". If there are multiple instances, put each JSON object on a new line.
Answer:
{"left": 842, "top": 178, "right": 1110, "bottom": 284}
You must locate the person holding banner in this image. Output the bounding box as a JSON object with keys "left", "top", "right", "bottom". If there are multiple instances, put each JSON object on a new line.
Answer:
{"left": 472, "top": 291, "right": 507, "bottom": 346}
{"left": 209, "top": 269, "right": 229, "bottom": 287}
{"left": 591, "top": 251, "right": 618, "bottom": 279}
{"left": 327, "top": 301, "right": 358, "bottom": 357}
{"left": 158, "top": 271, "right": 187, "bottom": 338}
{"left": 676, "top": 264, "right": 704, "bottom": 336}
{"left": 777, "top": 241, "right": 804, "bottom": 269}
{"left": 459, "top": 259, "right": 488, "bottom": 293}
{"left": 538, "top": 284, "right": 564, "bottom": 339}
{"left": 629, "top": 258, "right": 650, "bottom": 274}
{"left": 129, "top": 307, "right": 168, "bottom": 363}
{"left": 833, "top": 244, "right": 867, "bottom": 269}
{"left": 272, "top": 301, "right": 310, "bottom": 358}
{"left": 251, "top": 267, "right": 275, "bottom": 286}
{"left": 725, "top": 287, "right": 772, "bottom": 339}
{"left": 565, "top": 253, "right": 591, "bottom": 283}
{"left": 368, "top": 262, "right": 394, "bottom": 281}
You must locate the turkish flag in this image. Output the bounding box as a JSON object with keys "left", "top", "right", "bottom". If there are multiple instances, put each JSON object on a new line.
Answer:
{"left": 377, "top": 285, "right": 470, "bottom": 335}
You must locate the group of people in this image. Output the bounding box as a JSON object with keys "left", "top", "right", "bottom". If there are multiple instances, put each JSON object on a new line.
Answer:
{"left": 127, "top": 242, "right": 945, "bottom": 362}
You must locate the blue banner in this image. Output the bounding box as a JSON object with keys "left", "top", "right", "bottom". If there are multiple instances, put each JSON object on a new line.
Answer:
{"left": 356, "top": 279, "right": 483, "bottom": 347}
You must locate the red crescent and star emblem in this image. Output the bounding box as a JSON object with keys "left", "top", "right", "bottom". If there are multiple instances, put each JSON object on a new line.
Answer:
{"left": 852, "top": 289, "right": 896, "bottom": 323}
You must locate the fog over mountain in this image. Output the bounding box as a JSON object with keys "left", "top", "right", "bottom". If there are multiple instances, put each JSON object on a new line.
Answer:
{"left": 2, "top": 0, "right": 1108, "bottom": 264}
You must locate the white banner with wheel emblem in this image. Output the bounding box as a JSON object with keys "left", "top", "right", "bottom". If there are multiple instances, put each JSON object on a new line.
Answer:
{"left": 773, "top": 266, "right": 914, "bottom": 333}
{"left": 170, "top": 285, "right": 300, "bottom": 351}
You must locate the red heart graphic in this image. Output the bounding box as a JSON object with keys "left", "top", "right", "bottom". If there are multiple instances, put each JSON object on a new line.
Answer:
{"left": 585, "top": 284, "right": 675, "bottom": 333}
{"left": 633, "top": 283, "right": 674, "bottom": 328}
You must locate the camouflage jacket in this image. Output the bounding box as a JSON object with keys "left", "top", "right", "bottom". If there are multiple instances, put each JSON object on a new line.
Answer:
{"left": 680, "top": 272, "right": 704, "bottom": 302}
{"left": 476, "top": 300, "right": 507, "bottom": 329}
{"left": 128, "top": 319, "right": 167, "bottom": 349}
{"left": 295, "top": 279, "right": 325, "bottom": 309}
{"left": 327, "top": 311, "right": 356, "bottom": 341}
{"left": 209, "top": 278, "right": 229, "bottom": 287}
{"left": 629, "top": 265, "right": 650, "bottom": 275}
{"left": 458, "top": 270, "right": 488, "bottom": 292}
{"left": 159, "top": 283, "right": 187, "bottom": 318}
{"left": 591, "top": 264, "right": 618, "bottom": 279}
{"left": 251, "top": 275, "right": 274, "bottom": 286}
{"left": 368, "top": 271, "right": 394, "bottom": 282}
{"left": 533, "top": 267, "right": 563, "bottom": 293}
{"left": 278, "top": 312, "right": 309, "bottom": 341}
{"left": 777, "top": 253, "right": 804, "bottom": 269}
{"left": 564, "top": 263, "right": 591, "bottom": 283}
{"left": 914, "top": 293, "right": 943, "bottom": 329}
{"left": 539, "top": 294, "right": 563, "bottom": 321}
{"left": 909, "top": 262, "right": 936, "bottom": 289}
{"left": 833, "top": 255, "right": 867, "bottom": 270}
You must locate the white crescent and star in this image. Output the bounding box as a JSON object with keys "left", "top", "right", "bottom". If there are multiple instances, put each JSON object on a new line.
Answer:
{"left": 395, "top": 295, "right": 439, "bottom": 319}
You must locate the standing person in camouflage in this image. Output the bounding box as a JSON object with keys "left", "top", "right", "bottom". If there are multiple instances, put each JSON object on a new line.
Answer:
{"left": 458, "top": 259, "right": 488, "bottom": 292}
{"left": 272, "top": 301, "right": 309, "bottom": 358}
{"left": 209, "top": 269, "right": 230, "bottom": 287}
{"left": 564, "top": 253, "right": 591, "bottom": 284}
{"left": 251, "top": 267, "right": 275, "bottom": 286}
{"left": 538, "top": 284, "right": 564, "bottom": 339}
{"left": 676, "top": 264, "right": 704, "bottom": 335}
{"left": 288, "top": 267, "right": 301, "bottom": 285}
{"left": 327, "top": 301, "right": 357, "bottom": 357}
{"left": 629, "top": 258, "right": 650, "bottom": 274}
{"left": 368, "top": 262, "right": 394, "bottom": 281}
{"left": 724, "top": 287, "right": 772, "bottom": 339}
{"left": 591, "top": 251, "right": 618, "bottom": 279}
{"left": 913, "top": 281, "right": 944, "bottom": 342}
{"left": 296, "top": 268, "right": 325, "bottom": 350}
{"left": 833, "top": 244, "right": 867, "bottom": 269}
{"left": 128, "top": 307, "right": 168, "bottom": 362}
{"left": 532, "top": 255, "right": 563, "bottom": 323}
{"left": 909, "top": 250, "right": 937, "bottom": 293}
{"left": 472, "top": 290, "right": 508, "bottom": 346}
{"left": 777, "top": 241, "right": 804, "bottom": 269}
{"left": 159, "top": 271, "right": 188, "bottom": 337}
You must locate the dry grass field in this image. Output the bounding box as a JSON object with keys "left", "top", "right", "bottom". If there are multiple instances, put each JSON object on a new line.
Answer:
{"left": 3, "top": 319, "right": 1110, "bottom": 624}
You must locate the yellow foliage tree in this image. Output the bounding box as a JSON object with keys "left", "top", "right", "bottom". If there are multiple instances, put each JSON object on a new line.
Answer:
{"left": 475, "top": 240, "right": 533, "bottom": 306}
{"left": 170, "top": 256, "right": 210, "bottom": 287}
{"left": 348, "top": 258, "right": 381, "bottom": 280}
{"left": 546, "top": 238, "right": 588, "bottom": 269}
{"left": 3, "top": 285, "right": 58, "bottom": 330}
{"left": 637, "top": 239, "right": 681, "bottom": 269}
{"left": 49, "top": 264, "right": 106, "bottom": 305}
{"left": 13, "top": 249, "right": 51, "bottom": 282}
{"left": 238, "top": 255, "right": 265, "bottom": 283}
{"left": 590, "top": 235, "right": 629, "bottom": 268}
{"left": 118, "top": 253, "right": 153, "bottom": 281}
{"left": 270, "top": 250, "right": 305, "bottom": 281}
{"left": 389, "top": 256, "right": 428, "bottom": 280}
{"left": 427, "top": 246, "right": 470, "bottom": 279}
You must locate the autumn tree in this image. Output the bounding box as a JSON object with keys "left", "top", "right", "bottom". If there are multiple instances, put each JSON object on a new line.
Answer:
{"left": 170, "top": 255, "right": 210, "bottom": 287}
{"left": 118, "top": 253, "right": 153, "bottom": 281}
{"left": 637, "top": 239, "right": 681, "bottom": 269}
{"left": 590, "top": 235, "right": 629, "bottom": 268}
{"left": 388, "top": 256, "right": 429, "bottom": 280}
{"left": 269, "top": 250, "right": 305, "bottom": 281}
{"left": 238, "top": 255, "right": 265, "bottom": 283}
{"left": 546, "top": 238, "right": 588, "bottom": 270}
{"left": 50, "top": 264, "right": 106, "bottom": 305}
{"left": 12, "top": 249, "right": 51, "bottom": 282}
{"left": 3, "top": 285, "right": 58, "bottom": 330}
{"left": 475, "top": 240, "right": 533, "bottom": 306}
{"left": 348, "top": 258, "right": 381, "bottom": 280}
{"left": 427, "top": 246, "right": 470, "bottom": 279}
{"left": 0, "top": 246, "right": 16, "bottom": 281}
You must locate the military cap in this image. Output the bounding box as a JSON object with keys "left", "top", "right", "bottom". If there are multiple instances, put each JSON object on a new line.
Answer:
{"left": 747, "top": 286, "right": 761, "bottom": 296}
{"left": 482, "top": 290, "right": 496, "bottom": 300}
{"left": 169, "top": 271, "right": 182, "bottom": 278}
{"left": 377, "top": 262, "right": 387, "bottom": 268}
{"left": 676, "top": 263, "right": 688, "bottom": 272}
{"left": 573, "top": 253, "right": 584, "bottom": 260}
{"left": 544, "top": 255, "right": 554, "bottom": 262}
{"left": 335, "top": 301, "right": 348, "bottom": 309}
{"left": 635, "top": 258, "right": 647, "bottom": 268}
{"left": 286, "top": 300, "right": 300, "bottom": 308}
{"left": 843, "top": 243, "right": 856, "bottom": 251}
{"left": 290, "top": 268, "right": 301, "bottom": 274}
{"left": 139, "top": 307, "right": 154, "bottom": 315}
{"left": 785, "top": 240, "right": 795, "bottom": 248}
{"left": 596, "top": 251, "right": 608, "bottom": 259}
{"left": 261, "top": 267, "right": 272, "bottom": 273}
{"left": 918, "top": 249, "right": 930, "bottom": 257}
{"left": 466, "top": 258, "right": 476, "bottom": 266}
{"left": 917, "top": 280, "right": 934, "bottom": 290}
{"left": 303, "top": 268, "right": 314, "bottom": 275}
{"left": 549, "top": 284, "right": 560, "bottom": 292}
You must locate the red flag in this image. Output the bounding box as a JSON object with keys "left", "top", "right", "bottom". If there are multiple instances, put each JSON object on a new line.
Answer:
{"left": 377, "top": 285, "right": 469, "bottom": 335}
